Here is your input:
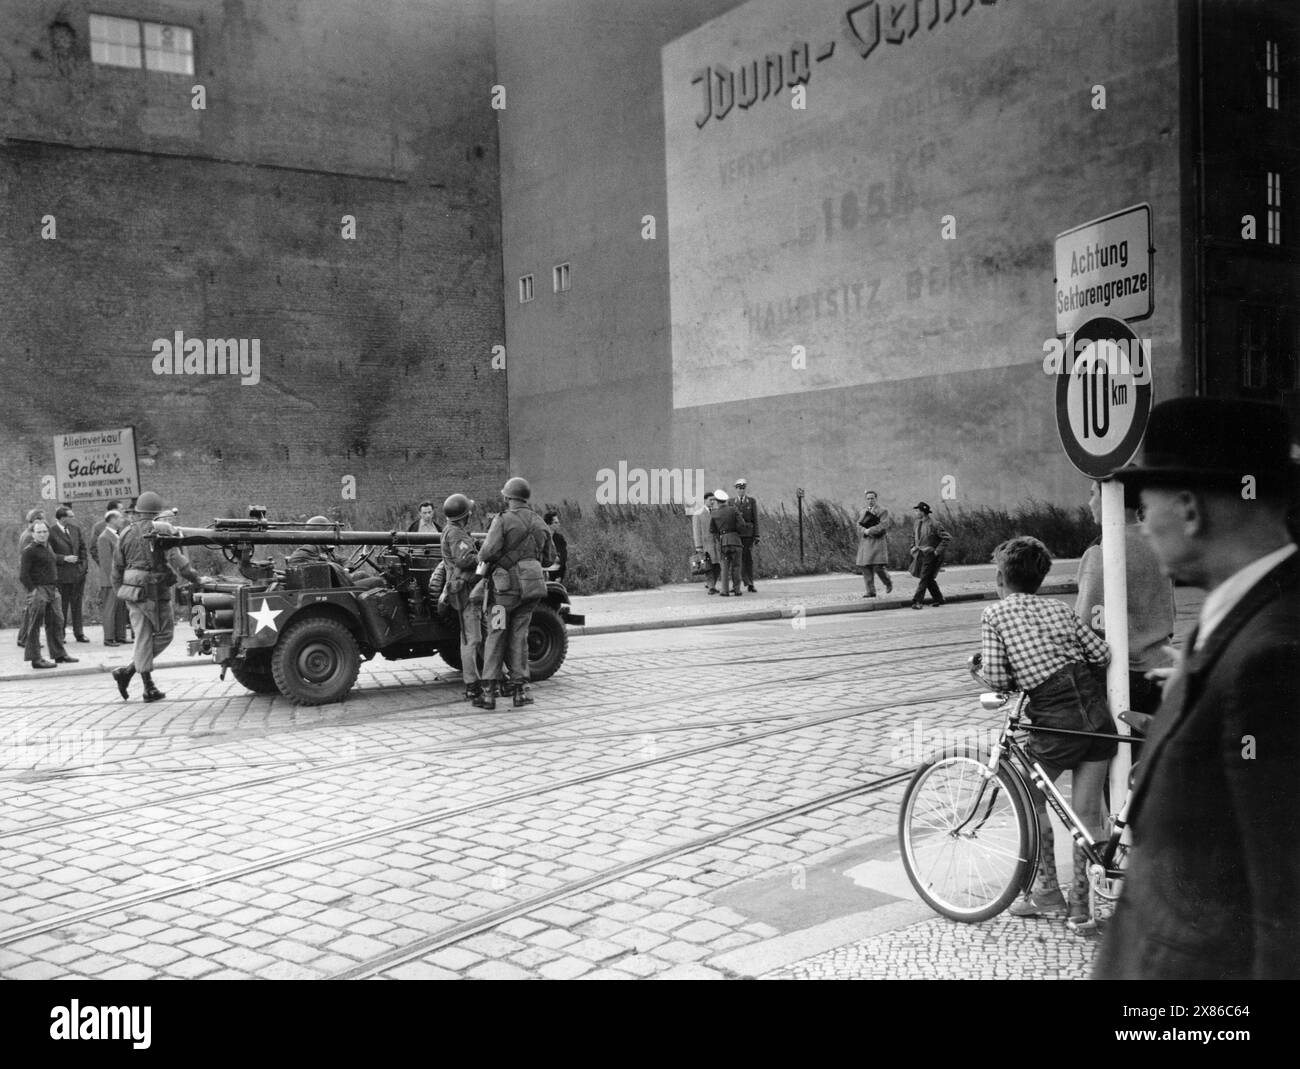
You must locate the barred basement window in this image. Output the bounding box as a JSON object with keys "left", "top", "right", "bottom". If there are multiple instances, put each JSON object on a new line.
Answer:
{"left": 519, "top": 274, "right": 535, "bottom": 303}
{"left": 553, "top": 262, "right": 571, "bottom": 293}
{"left": 89, "top": 14, "right": 194, "bottom": 74}
{"left": 1267, "top": 171, "right": 1282, "bottom": 245}
{"left": 1266, "top": 40, "right": 1280, "bottom": 111}
{"left": 1239, "top": 307, "right": 1271, "bottom": 389}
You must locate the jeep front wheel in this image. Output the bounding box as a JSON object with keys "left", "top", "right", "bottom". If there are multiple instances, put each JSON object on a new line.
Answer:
{"left": 271, "top": 615, "right": 361, "bottom": 705}
{"left": 527, "top": 604, "right": 568, "bottom": 681}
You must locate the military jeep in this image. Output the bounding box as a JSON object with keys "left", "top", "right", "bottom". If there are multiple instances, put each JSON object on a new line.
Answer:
{"left": 151, "top": 517, "right": 583, "bottom": 705}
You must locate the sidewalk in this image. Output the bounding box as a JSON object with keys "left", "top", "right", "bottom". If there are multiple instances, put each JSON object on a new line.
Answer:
{"left": 0, "top": 560, "right": 1083, "bottom": 683}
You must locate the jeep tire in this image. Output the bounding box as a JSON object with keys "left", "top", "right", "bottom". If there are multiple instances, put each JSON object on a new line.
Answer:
{"left": 271, "top": 614, "right": 361, "bottom": 705}
{"left": 526, "top": 603, "right": 567, "bottom": 682}
{"left": 231, "top": 651, "right": 279, "bottom": 695}
{"left": 437, "top": 603, "right": 567, "bottom": 681}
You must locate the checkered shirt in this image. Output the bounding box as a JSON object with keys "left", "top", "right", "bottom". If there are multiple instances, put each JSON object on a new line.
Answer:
{"left": 980, "top": 593, "right": 1110, "bottom": 691}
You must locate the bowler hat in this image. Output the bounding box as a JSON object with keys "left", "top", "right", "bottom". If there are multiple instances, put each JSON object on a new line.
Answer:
{"left": 1109, "top": 398, "right": 1299, "bottom": 498}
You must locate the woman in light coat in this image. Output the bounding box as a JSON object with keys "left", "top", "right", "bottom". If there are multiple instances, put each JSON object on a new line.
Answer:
{"left": 855, "top": 490, "right": 893, "bottom": 597}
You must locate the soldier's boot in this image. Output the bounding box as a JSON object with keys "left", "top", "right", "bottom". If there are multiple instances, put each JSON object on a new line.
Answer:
{"left": 464, "top": 682, "right": 483, "bottom": 704}
{"left": 473, "top": 682, "right": 497, "bottom": 711}
{"left": 111, "top": 665, "right": 136, "bottom": 700}
{"left": 141, "top": 672, "right": 166, "bottom": 703}
{"left": 512, "top": 682, "right": 534, "bottom": 708}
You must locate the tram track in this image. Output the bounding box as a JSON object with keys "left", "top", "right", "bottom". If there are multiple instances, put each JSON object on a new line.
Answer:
{"left": 332, "top": 768, "right": 915, "bottom": 979}
{"left": 0, "top": 687, "right": 950, "bottom": 947}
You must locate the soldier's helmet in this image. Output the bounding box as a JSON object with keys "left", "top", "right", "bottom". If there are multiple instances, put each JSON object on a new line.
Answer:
{"left": 134, "top": 490, "right": 166, "bottom": 516}
{"left": 501, "top": 477, "right": 531, "bottom": 501}
{"left": 306, "top": 515, "right": 331, "bottom": 526}
{"left": 443, "top": 494, "right": 473, "bottom": 521}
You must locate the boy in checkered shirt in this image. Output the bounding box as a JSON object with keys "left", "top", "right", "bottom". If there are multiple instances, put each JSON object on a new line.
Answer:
{"left": 979, "top": 536, "right": 1116, "bottom": 926}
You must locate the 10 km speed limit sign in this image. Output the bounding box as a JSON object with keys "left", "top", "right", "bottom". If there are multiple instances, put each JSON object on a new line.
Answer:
{"left": 1055, "top": 316, "right": 1153, "bottom": 478}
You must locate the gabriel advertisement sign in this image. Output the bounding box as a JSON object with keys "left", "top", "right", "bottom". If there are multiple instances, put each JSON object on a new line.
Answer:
{"left": 53, "top": 427, "right": 140, "bottom": 503}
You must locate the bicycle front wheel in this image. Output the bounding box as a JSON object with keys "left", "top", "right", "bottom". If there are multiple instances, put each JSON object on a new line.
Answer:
{"left": 899, "top": 755, "right": 1034, "bottom": 922}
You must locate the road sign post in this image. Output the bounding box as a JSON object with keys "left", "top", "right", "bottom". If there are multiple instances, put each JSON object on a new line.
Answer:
{"left": 1053, "top": 315, "right": 1154, "bottom": 821}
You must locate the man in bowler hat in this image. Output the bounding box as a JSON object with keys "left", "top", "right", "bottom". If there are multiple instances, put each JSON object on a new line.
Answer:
{"left": 1094, "top": 398, "right": 1299, "bottom": 980}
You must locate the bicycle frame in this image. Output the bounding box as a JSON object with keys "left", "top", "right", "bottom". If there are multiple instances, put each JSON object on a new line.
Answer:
{"left": 974, "top": 686, "right": 1131, "bottom": 885}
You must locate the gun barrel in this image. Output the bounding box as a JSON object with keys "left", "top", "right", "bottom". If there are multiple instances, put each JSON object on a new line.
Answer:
{"left": 150, "top": 525, "right": 444, "bottom": 548}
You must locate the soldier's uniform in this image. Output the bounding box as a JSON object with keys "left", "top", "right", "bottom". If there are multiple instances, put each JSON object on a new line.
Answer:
{"left": 439, "top": 496, "right": 483, "bottom": 701}
{"left": 111, "top": 494, "right": 198, "bottom": 702}
{"left": 476, "top": 479, "right": 553, "bottom": 709}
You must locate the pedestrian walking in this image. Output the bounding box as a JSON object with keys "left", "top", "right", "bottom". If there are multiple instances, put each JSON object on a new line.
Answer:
{"left": 475, "top": 477, "right": 554, "bottom": 710}
{"left": 908, "top": 502, "right": 951, "bottom": 608}
{"left": 19, "top": 521, "right": 76, "bottom": 669}
{"left": 97, "top": 509, "right": 129, "bottom": 646}
{"left": 690, "top": 491, "right": 721, "bottom": 594}
{"left": 440, "top": 494, "right": 485, "bottom": 704}
{"left": 855, "top": 490, "right": 894, "bottom": 597}
{"left": 1095, "top": 398, "right": 1300, "bottom": 980}
{"left": 111, "top": 491, "right": 200, "bottom": 702}
{"left": 709, "top": 489, "right": 744, "bottom": 596}
{"left": 48, "top": 505, "right": 89, "bottom": 642}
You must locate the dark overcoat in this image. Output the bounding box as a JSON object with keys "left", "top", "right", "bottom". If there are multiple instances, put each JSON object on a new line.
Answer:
{"left": 1094, "top": 552, "right": 1300, "bottom": 979}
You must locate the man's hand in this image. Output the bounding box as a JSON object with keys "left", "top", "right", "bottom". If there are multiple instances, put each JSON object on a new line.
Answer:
{"left": 63, "top": 554, "right": 78, "bottom": 563}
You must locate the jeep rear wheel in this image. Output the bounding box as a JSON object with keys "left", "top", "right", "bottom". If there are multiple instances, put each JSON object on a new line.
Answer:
{"left": 527, "top": 604, "right": 567, "bottom": 681}
{"left": 231, "top": 651, "right": 279, "bottom": 695}
{"left": 271, "top": 615, "right": 361, "bottom": 705}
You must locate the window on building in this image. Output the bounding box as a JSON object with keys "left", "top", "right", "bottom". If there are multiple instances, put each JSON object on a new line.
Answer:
{"left": 90, "top": 14, "right": 194, "bottom": 74}
{"left": 519, "top": 274, "right": 535, "bottom": 303}
{"left": 1240, "top": 306, "right": 1271, "bottom": 389}
{"left": 1267, "top": 171, "right": 1282, "bottom": 245}
{"left": 553, "top": 263, "right": 571, "bottom": 293}
{"left": 1266, "top": 40, "right": 1280, "bottom": 111}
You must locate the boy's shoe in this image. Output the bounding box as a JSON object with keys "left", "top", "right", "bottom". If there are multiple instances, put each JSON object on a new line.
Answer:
{"left": 1007, "top": 889, "right": 1068, "bottom": 918}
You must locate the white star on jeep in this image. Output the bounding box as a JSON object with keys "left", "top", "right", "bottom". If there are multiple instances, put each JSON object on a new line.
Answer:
{"left": 249, "top": 599, "right": 281, "bottom": 635}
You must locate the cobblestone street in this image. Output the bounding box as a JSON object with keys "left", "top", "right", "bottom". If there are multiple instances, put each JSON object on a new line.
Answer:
{"left": 0, "top": 591, "right": 1198, "bottom": 980}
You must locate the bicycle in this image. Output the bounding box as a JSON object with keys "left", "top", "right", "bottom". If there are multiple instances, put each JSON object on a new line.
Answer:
{"left": 898, "top": 655, "right": 1134, "bottom": 925}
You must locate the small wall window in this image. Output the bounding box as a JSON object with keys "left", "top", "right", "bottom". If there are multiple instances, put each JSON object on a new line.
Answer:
{"left": 553, "top": 263, "right": 571, "bottom": 293}
{"left": 1267, "top": 171, "right": 1282, "bottom": 246}
{"left": 519, "top": 274, "right": 535, "bottom": 303}
{"left": 90, "top": 14, "right": 194, "bottom": 74}
{"left": 1266, "top": 40, "right": 1280, "bottom": 111}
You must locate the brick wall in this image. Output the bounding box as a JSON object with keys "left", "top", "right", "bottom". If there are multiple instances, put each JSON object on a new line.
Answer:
{"left": 0, "top": 0, "right": 508, "bottom": 540}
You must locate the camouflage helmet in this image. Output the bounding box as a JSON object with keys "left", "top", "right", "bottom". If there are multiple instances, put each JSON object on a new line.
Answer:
{"left": 442, "top": 494, "right": 473, "bottom": 521}
{"left": 134, "top": 490, "right": 166, "bottom": 516}
{"left": 501, "top": 476, "right": 531, "bottom": 501}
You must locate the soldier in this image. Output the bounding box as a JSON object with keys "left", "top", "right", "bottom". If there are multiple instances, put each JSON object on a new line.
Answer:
{"left": 110, "top": 491, "right": 200, "bottom": 702}
{"left": 440, "top": 494, "right": 485, "bottom": 704}
{"left": 475, "top": 477, "right": 554, "bottom": 710}
{"left": 286, "top": 517, "right": 385, "bottom": 589}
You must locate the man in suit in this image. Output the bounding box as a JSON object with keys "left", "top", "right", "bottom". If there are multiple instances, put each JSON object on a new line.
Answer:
{"left": 1095, "top": 398, "right": 1299, "bottom": 980}
{"left": 96, "top": 509, "right": 129, "bottom": 646}
{"left": 732, "top": 479, "right": 759, "bottom": 592}
{"left": 48, "top": 504, "right": 89, "bottom": 642}
{"left": 908, "top": 502, "right": 951, "bottom": 608}
{"left": 89, "top": 500, "right": 122, "bottom": 571}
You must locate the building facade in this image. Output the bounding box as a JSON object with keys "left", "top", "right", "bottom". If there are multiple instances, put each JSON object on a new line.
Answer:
{"left": 497, "top": 0, "right": 1299, "bottom": 514}
{"left": 0, "top": 0, "right": 507, "bottom": 526}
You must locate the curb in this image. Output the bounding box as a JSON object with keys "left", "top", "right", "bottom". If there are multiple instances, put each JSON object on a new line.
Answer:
{"left": 573, "top": 581, "right": 1076, "bottom": 637}
{"left": 0, "top": 581, "right": 1078, "bottom": 683}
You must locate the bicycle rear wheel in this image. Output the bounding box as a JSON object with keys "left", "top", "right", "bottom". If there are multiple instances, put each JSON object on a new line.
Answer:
{"left": 899, "top": 755, "right": 1034, "bottom": 922}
